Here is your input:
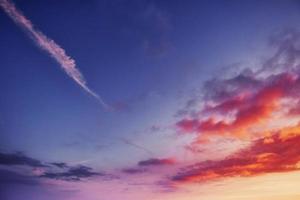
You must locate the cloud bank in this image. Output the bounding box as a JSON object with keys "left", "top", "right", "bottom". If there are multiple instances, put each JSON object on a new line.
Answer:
{"left": 176, "top": 29, "right": 300, "bottom": 142}
{"left": 41, "top": 165, "right": 103, "bottom": 181}
{"left": 172, "top": 125, "right": 300, "bottom": 184}
{"left": 170, "top": 29, "right": 300, "bottom": 186}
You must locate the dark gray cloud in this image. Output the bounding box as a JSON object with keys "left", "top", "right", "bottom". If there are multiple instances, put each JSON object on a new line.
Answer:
{"left": 50, "top": 162, "right": 68, "bottom": 168}
{"left": 122, "top": 168, "right": 147, "bottom": 174}
{"left": 0, "top": 152, "right": 46, "bottom": 167}
{"left": 0, "top": 151, "right": 114, "bottom": 182}
{"left": 202, "top": 69, "right": 262, "bottom": 104}
{"left": 138, "top": 158, "right": 175, "bottom": 166}
{"left": 40, "top": 165, "right": 103, "bottom": 181}
{"left": 123, "top": 157, "right": 176, "bottom": 175}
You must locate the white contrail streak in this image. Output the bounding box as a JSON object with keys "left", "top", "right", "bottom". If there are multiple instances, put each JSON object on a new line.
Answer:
{"left": 120, "top": 137, "right": 153, "bottom": 155}
{"left": 0, "top": 0, "right": 109, "bottom": 109}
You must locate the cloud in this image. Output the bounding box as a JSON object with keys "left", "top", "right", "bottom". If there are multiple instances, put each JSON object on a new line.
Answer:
{"left": 172, "top": 125, "right": 300, "bottom": 184}
{"left": 121, "top": 157, "right": 176, "bottom": 175}
{"left": 0, "top": 152, "right": 46, "bottom": 167}
{"left": 120, "top": 138, "right": 153, "bottom": 155}
{"left": 176, "top": 29, "right": 300, "bottom": 142}
{"left": 177, "top": 72, "right": 299, "bottom": 137}
{"left": 261, "top": 28, "right": 300, "bottom": 74}
{"left": 50, "top": 162, "right": 68, "bottom": 168}
{"left": 202, "top": 70, "right": 261, "bottom": 103}
{"left": 122, "top": 168, "right": 147, "bottom": 174}
{"left": 141, "top": 3, "right": 172, "bottom": 57}
{"left": 0, "top": 0, "right": 109, "bottom": 109}
{"left": 40, "top": 165, "right": 103, "bottom": 181}
{"left": 168, "top": 29, "right": 300, "bottom": 188}
{"left": 288, "top": 100, "right": 300, "bottom": 116}
{"left": 0, "top": 151, "right": 115, "bottom": 182}
{"left": 138, "top": 158, "right": 176, "bottom": 166}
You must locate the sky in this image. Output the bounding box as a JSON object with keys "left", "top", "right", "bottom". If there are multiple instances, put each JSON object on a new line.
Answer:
{"left": 1, "top": 0, "right": 300, "bottom": 199}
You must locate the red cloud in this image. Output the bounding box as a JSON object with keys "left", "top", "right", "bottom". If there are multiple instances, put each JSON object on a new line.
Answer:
{"left": 200, "top": 83, "right": 283, "bottom": 133}
{"left": 171, "top": 30, "right": 300, "bottom": 188}
{"left": 203, "top": 93, "right": 248, "bottom": 114}
{"left": 172, "top": 125, "right": 300, "bottom": 184}
{"left": 177, "top": 73, "right": 298, "bottom": 137}
{"left": 288, "top": 101, "right": 300, "bottom": 116}
{"left": 176, "top": 119, "right": 199, "bottom": 132}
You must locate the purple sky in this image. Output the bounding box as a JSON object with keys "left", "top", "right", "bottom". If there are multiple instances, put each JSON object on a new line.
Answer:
{"left": 1, "top": 0, "right": 300, "bottom": 199}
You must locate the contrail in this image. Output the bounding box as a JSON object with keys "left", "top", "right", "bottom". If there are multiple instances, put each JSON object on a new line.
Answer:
{"left": 0, "top": 0, "right": 109, "bottom": 109}
{"left": 120, "top": 137, "right": 153, "bottom": 155}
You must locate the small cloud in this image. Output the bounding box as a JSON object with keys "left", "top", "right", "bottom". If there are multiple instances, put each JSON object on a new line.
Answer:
{"left": 122, "top": 168, "right": 147, "bottom": 174}
{"left": 138, "top": 158, "right": 176, "bottom": 166}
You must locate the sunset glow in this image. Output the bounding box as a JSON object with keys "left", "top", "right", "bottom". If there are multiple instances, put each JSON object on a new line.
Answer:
{"left": 1, "top": 0, "right": 300, "bottom": 199}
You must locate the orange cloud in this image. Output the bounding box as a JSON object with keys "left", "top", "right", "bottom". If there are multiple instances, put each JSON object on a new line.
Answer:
{"left": 172, "top": 124, "right": 300, "bottom": 184}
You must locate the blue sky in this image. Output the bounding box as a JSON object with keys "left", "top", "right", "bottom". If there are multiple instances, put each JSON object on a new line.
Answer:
{"left": 1, "top": 1, "right": 300, "bottom": 200}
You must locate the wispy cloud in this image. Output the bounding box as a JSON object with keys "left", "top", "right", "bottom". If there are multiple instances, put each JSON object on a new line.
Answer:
{"left": 0, "top": 0, "right": 109, "bottom": 109}
{"left": 0, "top": 151, "right": 115, "bottom": 182}
{"left": 40, "top": 165, "right": 103, "bottom": 181}
{"left": 120, "top": 138, "right": 153, "bottom": 155}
